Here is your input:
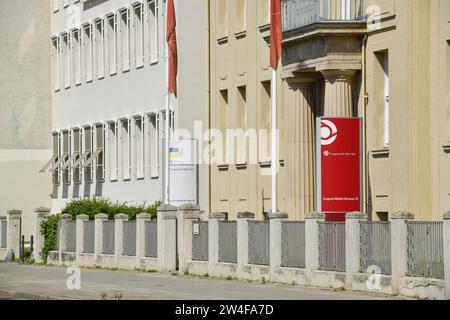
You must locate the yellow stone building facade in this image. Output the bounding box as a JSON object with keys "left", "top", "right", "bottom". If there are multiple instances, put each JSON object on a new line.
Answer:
{"left": 208, "top": 0, "right": 450, "bottom": 221}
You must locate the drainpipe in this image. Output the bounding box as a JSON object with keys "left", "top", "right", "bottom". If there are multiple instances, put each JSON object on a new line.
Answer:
{"left": 206, "top": 0, "right": 211, "bottom": 215}
{"left": 362, "top": 33, "right": 369, "bottom": 219}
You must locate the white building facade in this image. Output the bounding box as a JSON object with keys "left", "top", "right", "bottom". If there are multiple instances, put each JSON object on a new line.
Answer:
{"left": 47, "top": 0, "right": 209, "bottom": 213}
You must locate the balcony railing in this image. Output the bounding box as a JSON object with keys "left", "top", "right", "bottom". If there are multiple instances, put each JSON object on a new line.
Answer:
{"left": 282, "top": 0, "right": 366, "bottom": 31}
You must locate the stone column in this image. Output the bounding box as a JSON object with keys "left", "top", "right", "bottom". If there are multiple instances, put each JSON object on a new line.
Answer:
{"left": 114, "top": 214, "right": 128, "bottom": 267}
{"left": 269, "top": 212, "right": 288, "bottom": 275}
{"left": 33, "top": 207, "right": 50, "bottom": 263}
{"left": 157, "top": 204, "right": 178, "bottom": 272}
{"left": 390, "top": 211, "right": 415, "bottom": 294}
{"left": 58, "top": 214, "right": 72, "bottom": 265}
{"left": 237, "top": 212, "right": 255, "bottom": 277}
{"left": 345, "top": 212, "right": 367, "bottom": 288}
{"left": 443, "top": 212, "right": 450, "bottom": 299}
{"left": 177, "top": 204, "right": 201, "bottom": 272}
{"left": 6, "top": 209, "right": 22, "bottom": 261}
{"left": 94, "top": 213, "right": 108, "bottom": 264}
{"left": 305, "top": 212, "right": 325, "bottom": 284}
{"left": 321, "top": 70, "right": 355, "bottom": 117}
{"left": 76, "top": 214, "right": 89, "bottom": 265}
{"left": 208, "top": 213, "right": 226, "bottom": 275}
{"left": 136, "top": 213, "right": 152, "bottom": 266}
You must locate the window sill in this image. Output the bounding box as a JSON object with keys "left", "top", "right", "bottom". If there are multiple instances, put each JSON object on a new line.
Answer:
{"left": 110, "top": 70, "right": 117, "bottom": 76}
{"left": 371, "top": 148, "right": 390, "bottom": 158}
{"left": 98, "top": 75, "right": 105, "bottom": 80}
{"left": 217, "top": 164, "right": 229, "bottom": 171}
{"left": 136, "top": 63, "right": 144, "bottom": 70}
{"left": 443, "top": 144, "right": 450, "bottom": 153}
{"left": 122, "top": 67, "right": 130, "bottom": 73}
{"left": 150, "top": 59, "right": 158, "bottom": 65}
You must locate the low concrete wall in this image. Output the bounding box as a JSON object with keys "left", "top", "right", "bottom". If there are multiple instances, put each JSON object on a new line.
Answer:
{"left": 399, "top": 276, "right": 445, "bottom": 300}
{"left": 351, "top": 273, "right": 394, "bottom": 295}
{"left": 311, "top": 270, "right": 346, "bottom": 289}
{"left": 0, "top": 248, "right": 7, "bottom": 260}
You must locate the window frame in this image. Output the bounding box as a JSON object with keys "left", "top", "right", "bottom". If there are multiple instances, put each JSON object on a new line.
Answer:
{"left": 147, "top": 0, "right": 159, "bottom": 64}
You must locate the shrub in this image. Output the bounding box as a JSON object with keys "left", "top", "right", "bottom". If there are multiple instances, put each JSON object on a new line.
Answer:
{"left": 40, "top": 214, "right": 60, "bottom": 262}
{"left": 40, "top": 198, "right": 160, "bottom": 262}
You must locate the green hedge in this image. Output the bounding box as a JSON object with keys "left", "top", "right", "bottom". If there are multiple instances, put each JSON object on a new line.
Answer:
{"left": 40, "top": 198, "right": 161, "bottom": 261}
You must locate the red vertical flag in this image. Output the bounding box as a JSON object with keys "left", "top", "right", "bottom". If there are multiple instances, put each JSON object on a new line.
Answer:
{"left": 270, "top": 0, "right": 282, "bottom": 70}
{"left": 167, "top": 0, "right": 178, "bottom": 96}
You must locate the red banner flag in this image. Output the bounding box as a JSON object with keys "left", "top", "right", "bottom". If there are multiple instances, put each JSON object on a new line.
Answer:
{"left": 167, "top": 0, "right": 178, "bottom": 96}
{"left": 270, "top": 0, "right": 282, "bottom": 70}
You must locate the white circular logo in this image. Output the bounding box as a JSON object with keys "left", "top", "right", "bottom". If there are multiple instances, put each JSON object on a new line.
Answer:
{"left": 321, "top": 120, "right": 338, "bottom": 146}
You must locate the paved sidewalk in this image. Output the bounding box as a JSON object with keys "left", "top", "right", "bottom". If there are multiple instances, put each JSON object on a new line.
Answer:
{"left": 0, "top": 263, "right": 402, "bottom": 300}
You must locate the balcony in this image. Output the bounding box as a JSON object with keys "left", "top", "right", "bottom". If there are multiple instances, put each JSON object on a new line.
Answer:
{"left": 282, "top": 0, "right": 366, "bottom": 31}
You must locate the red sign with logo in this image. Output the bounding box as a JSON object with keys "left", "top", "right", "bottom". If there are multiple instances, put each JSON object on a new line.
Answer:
{"left": 317, "top": 118, "right": 362, "bottom": 221}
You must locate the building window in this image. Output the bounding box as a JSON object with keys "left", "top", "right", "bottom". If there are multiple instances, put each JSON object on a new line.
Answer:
{"left": 72, "top": 29, "right": 82, "bottom": 85}
{"left": 64, "top": 0, "right": 69, "bottom": 8}
{"left": 107, "top": 14, "right": 118, "bottom": 75}
{"left": 217, "top": 0, "right": 228, "bottom": 38}
{"left": 134, "top": 116, "right": 145, "bottom": 179}
{"left": 51, "top": 132, "right": 60, "bottom": 185}
{"left": 134, "top": 3, "right": 145, "bottom": 68}
{"left": 51, "top": 37, "right": 60, "bottom": 91}
{"left": 72, "top": 129, "right": 82, "bottom": 184}
{"left": 260, "top": 81, "right": 271, "bottom": 162}
{"left": 83, "top": 24, "right": 93, "bottom": 82}
{"left": 375, "top": 51, "right": 389, "bottom": 148}
{"left": 341, "top": 0, "right": 351, "bottom": 20}
{"left": 236, "top": 86, "right": 247, "bottom": 164}
{"left": 108, "top": 122, "right": 118, "bottom": 181}
{"left": 95, "top": 19, "right": 105, "bottom": 79}
{"left": 148, "top": 0, "right": 158, "bottom": 63}
{"left": 95, "top": 124, "right": 105, "bottom": 181}
{"left": 62, "top": 34, "right": 71, "bottom": 88}
{"left": 121, "top": 119, "right": 131, "bottom": 180}
{"left": 83, "top": 126, "right": 94, "bottom": 183}
{"left": 148, "top": 113, "right": 159, "bottom": 178}
{"left": 62, "top": 131, "right": 71, "bottom": 184}
{"left": 219, "top": 90, "right": 229, "bottom": 164}
{"left": 236, "top": 0, "right": 246, "bottom": 32}
{"left": 120, "top": 8, "right": 131, "bottom": 72}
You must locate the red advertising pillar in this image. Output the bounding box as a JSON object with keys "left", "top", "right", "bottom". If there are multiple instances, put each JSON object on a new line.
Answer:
{"left": 316, "top": 118, "right": 363, "bottom": 221}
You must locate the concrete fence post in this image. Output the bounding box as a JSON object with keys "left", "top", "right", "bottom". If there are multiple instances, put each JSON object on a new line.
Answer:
{"left": 0, "top": 216, "right": 6, "bottom": 249}
{"left": 58, "top": 214, "right": 72, "bottom": 265}
{"left": 345, "top": 212, "right": 367, "bottom": 288}
{"left": 443, "top": 212, "right": 450, "bottom": 299}
{"left": 305, "top": 212, "right": 325, "bottom": 284}
{"left": 208, "top": 213, "right": 226, "bottom": 275}
{"left": 33, "top": 207, "right": 50, "bottom": 263}
{"left": 269, "top": 212, "right": 288, "bottom": 275}
{"left": 114, "top": 214, "right": 128, "bottom": 267}
{"left": 136, "top": 213, "right": 152, "bottom": 266}
{"left": 177, "top": 204, "right": 201, "bottom": 272}
{"left": 157, "top": 204, "right": 177, "bottom": 272}
{"left": 6, "top": 209, "right": 22, "bottom": 262}
{"left": 76, "top": 214, "right": 89, "bottom": 265}
{"left": 390, "top": 211, "right": 415, "bottom": 294}
{"left": 94, "top": 213, "right": 108, "bottom": 265}
{"left": 237, "top": 212, "right": 255, "bottom": 277}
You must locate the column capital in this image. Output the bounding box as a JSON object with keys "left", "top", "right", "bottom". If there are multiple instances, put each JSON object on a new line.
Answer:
{"left": 95, "top": 213, "right": 109, "bottom": 220}
{"left": 209, "top": 212, "right": 227, "bottom": 220}
{"left": 268, "top": 211, "right": 288, "bottom": 220}
{"left": 114, "top": 213, "right": 129, "bottom": 220}
{"left": 60, "top": 214, "right": 72, "bottom": 220}
{"left": 391, "top": 211, "right": 415, "bottom": 220}
{"left": 305, "top": 212, "right": 325, "bottom": 220}
{"left": 321, "top": 69, "right": 356, "bottom": 82}
{"left": 237, "top": 211, "right": 255, "bottom": 219}
{"left": 157, "top": 204, "right": 178, "bottom": 213}
{"left": 136, "top": 213, "right": 152, "bottom": 220}
{"left": 346, "top": 212, "right": 367, "bottom": 220}
{"left": 34, "top": 207, "right": 51, "bottom": 214}
{"left": 76, "top": 214, "right": 89, "bottom": 221}
{"left": 7, "top": 209, "right": 22, "bottom": 216}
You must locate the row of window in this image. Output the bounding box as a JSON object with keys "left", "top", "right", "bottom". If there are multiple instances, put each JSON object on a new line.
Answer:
{"left": 52, "top": 0, "right": 159, "bottom": 91}
{"left": 42, "top": 110, "right": 175, "bottom": 185}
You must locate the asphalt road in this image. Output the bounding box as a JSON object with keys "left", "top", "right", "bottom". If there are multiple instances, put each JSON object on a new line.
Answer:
{"left": 0, "top": 263, "right": 401, "bottom": 300}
